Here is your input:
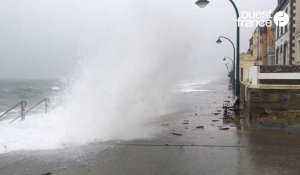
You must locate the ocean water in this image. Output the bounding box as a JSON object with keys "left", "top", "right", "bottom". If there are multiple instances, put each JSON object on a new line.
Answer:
{"left": 0, "top": 80, "right": 64, "bottom": 121}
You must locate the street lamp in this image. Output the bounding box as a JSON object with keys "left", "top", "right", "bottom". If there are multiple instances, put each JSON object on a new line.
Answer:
{"left": 195, "top": 0, "right": 240, "bottom": 98}
{"left": 216, "top": 38, "right": 222, "bottom": 44}
{"left": 225, "top": 63, "right": 232, "bottom": 68}
{"left": 195, "top": 0, "right": 210, "bottom": 8}
{"left": 217, "top": 36, "right": 236, "bottom": 90}
{"left": 225, "top": 65, "right": 230, "bottom": 73}
{"left": 223, "top": 57, "right": 234, "bottom": 65}
{"left": 225, "top": 63, "right": 234, "bottom": 81}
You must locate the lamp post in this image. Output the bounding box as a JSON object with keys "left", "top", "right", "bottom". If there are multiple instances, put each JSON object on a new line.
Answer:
{"left": 217, "top": 36, "right": 236, "bottom": 83}
{"left": 223, "top": 57, "right": 234, "bottom": 73}
{"left": 224, "top": 58, "right": 234, "bottom": 71}
{"left": 225, "top": 65, "right": 230, "bottom": 73}
{"left": 225, "top": 62, "right": 234, "bottom": 81}
{"left": 195, "top": 0, "right": 240, "bottom": 98}
{"left": 225, "top": 63, "right": 232, "bottom": 68}
{"left": 223, "top": 57, "right": 234, "bottom": 65}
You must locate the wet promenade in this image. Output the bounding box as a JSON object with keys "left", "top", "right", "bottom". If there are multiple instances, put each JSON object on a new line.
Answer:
{"left": 1, "top": 80, "right": 300, "bottom": 175}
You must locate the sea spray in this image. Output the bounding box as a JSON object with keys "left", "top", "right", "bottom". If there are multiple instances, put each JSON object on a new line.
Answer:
{"left": 0, "top": 0, "right": 200, "bottom": 153}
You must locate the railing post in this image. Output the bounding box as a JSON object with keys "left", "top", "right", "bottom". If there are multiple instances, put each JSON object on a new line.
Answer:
{"left": 21, "top": 101, "right": 26, "bottom": 121}
{"left": 45, "top": 98, "right": 49, "bottom": 113}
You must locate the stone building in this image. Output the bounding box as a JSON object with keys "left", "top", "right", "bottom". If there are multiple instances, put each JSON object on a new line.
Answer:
{"left": 240, "top": 52, "right": 255, "bottom": 82}
{"left": 291, "top": 0, "right": 300, "bottom": 64}
{"left": 249, "top": 28, "right": 260, "bottom": 64}
{"left": 248, "top": 26, "right": 275, "bottom": 66}
{"left": 239, "top": 0, "right": 300, "bottom": 126}
{"left": 274, "top": 0, "right": 290, "bottom": 65}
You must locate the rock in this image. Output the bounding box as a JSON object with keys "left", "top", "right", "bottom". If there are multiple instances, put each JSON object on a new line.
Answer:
{"left": 212, "top": 120, "right": 219, "bottom": 122}
{"left": 212, "top": 113, "right": 221, "bottom": 115}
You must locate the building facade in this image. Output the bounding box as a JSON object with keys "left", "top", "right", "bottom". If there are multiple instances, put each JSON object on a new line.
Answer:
{"left": 274, "top": 0, "right": 290, "bottom": 65}
{"left": 248, "top": 26, "right": 275, "bottom": 66}
{"left": 239, "top": 0, "right": 300, "bottom": 126}
{"left": 240, "top": 52, "right": 255, "bottom": 82}
{"left": 292, "top": 0, "right": 300, "bottom": 64}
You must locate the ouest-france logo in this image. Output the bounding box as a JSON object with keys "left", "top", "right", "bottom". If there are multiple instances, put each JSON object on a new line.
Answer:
{"left": 238, "top": 10, "right": 289, "bottom": 28}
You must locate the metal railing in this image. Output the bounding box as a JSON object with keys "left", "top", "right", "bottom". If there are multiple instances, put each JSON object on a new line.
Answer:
{"left": 0, "top": 98, "right": 50, "bottom": 124}
{"left": 24, "top": 98, "right": 50, "bottom": 115}
{"left": 0, "top": 101, "right": 27, "bottom": 120}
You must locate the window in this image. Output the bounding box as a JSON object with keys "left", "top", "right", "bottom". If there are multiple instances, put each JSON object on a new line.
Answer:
{"left": 276, "top": 48, "right": 279, "bottom": 64}
{"left": 285, "top": 8, "right": 288, "bottom": 32}
{"left": 283, "top": 44, "right": 287, "bottom": 65}
{"left": 280, "top": 46, "right": 283, "bottom": 65}
{"left": 298, "top": 40, "right": 300, "bottom": 62}
{"left": 241, "top": 68, "right": 244, "bottom": 82}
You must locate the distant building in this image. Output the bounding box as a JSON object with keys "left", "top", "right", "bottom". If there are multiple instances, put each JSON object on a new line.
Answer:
{"left": 248, "top": 26, "right": 275, "bottom": 66}
{"left": 250, "top": 28, "right": 260, "bottom": 64}
{"left": 266, "top": 25, "right": 276, "bottom": 65}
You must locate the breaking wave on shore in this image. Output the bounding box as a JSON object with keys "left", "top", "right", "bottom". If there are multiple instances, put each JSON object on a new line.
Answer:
{"left": 0, "top": 0, "right": 210, "bottom": 154}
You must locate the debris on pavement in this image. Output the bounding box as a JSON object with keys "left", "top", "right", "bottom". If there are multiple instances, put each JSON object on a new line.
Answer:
{"left": 170, "top": 133, "right": 183, "bottom": 136}
{"left": 196, "top": 126, "right": 204, "bottom": 129}
{"left": 219, "top": 127, "right": 230, "bottom": 130}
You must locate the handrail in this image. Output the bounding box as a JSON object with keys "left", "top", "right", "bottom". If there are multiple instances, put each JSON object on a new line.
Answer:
{"left": 10, "top": 98, "right": 50, "bottom": 124}
{"left": 0, "top": 101, "right": 27, "bottom": 119}
{"left": 24, "top": 98, "right": 50, "bottom": 115}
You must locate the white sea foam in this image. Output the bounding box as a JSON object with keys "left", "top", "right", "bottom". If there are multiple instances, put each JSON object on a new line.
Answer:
{"left": 175, "top": 79, "right": 212, "bottom": 93}
{"left": 51, "top": 86, "right": 60, "bottom": 91}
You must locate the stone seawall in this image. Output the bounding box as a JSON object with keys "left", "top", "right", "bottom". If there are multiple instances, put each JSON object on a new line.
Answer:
{"left": 241, "top": 84, "right": 300, "bottom": 127}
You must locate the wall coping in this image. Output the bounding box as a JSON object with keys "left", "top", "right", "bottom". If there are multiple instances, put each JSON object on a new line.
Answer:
{"left": 260, "top": 65, "right": 300, "bottom": 73}
{"left": 241, "top": 81, "right": 300, "bottom": 90}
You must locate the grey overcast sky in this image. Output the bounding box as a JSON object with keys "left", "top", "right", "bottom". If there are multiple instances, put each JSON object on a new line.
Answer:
{"left": 0, "top": 0, "right": 276, "bottom": 79}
